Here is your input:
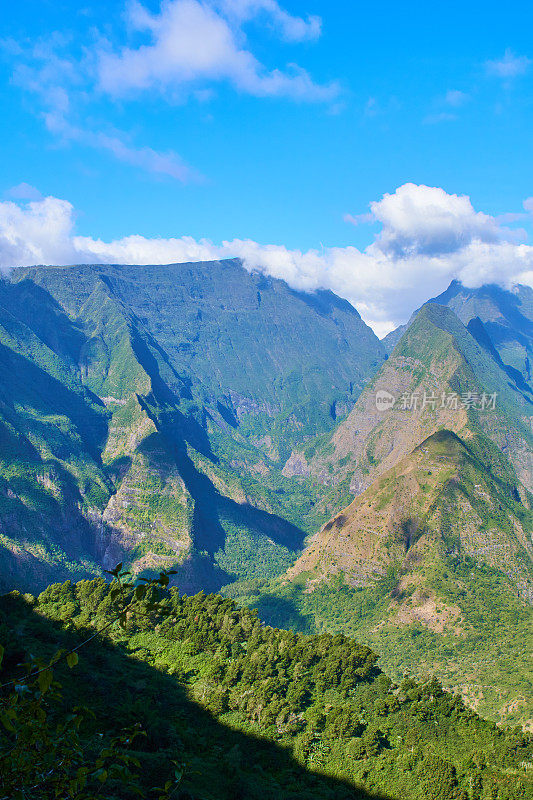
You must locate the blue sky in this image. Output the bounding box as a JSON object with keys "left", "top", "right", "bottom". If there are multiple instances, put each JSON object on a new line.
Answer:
{"left": 1, "top": 0, "right": 533, "bottom": 333}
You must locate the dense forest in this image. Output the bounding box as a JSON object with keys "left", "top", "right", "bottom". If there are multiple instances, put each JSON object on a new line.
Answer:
{"left": 0, "top": 569, "right": 531, "bottom": 799}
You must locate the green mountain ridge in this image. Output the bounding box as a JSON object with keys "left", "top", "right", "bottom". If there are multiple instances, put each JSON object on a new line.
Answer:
{"left": 0, "top": 260, "right": 384, "bottom": 592}
{"left": 383, "top": 281, "right": 533, "bottom": 389}
{"left": 306, "top": 302, "right": 532, "bottom": 514}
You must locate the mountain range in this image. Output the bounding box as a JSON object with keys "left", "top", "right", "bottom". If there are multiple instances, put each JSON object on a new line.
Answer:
{"left": 382, "top": 280, "right": 533, "bottom": 389}
{"left": 0, "top": 260, "right": 383, "bottom": 592}
{"left": 0, "top": 259, "right": 531, "bottom": 727}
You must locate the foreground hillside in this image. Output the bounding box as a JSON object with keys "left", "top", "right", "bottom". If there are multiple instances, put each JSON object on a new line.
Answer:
{"left": 0, "top": 260, "right": 384, "bottom": 592}
{"left": 1, "top": 576, "right": 532, "bottom": 799}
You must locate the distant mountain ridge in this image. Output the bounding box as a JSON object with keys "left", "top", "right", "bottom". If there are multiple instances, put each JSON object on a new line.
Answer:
{"left": 0, "top": 259, "right": 384, "bottom": 592}
{"left": 383, "top": 280, "right": 533, "bottom": 388}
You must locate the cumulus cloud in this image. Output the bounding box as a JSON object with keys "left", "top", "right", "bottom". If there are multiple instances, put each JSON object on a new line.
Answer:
{"left": 368, "top": 184, "right": 501, "bottom": 257}
{"left": 485, "top": 49, "right": 531, "bottom": 79}
{"left": 97, "top": 0, "right": 337, "bottom": 101}
{"left": 1, "top": 184, "right": 532, "bottom": 337}
{"left": 0, "top": 196, "right": 78, "bottom": 268}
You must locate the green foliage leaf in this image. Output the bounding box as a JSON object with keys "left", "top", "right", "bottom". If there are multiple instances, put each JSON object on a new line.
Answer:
{"left": 0, "top": 712, "right": 16, "bottom": 732}
{"left": 37, "top": 668, "right": 53, "bottom": 694}
{"left": 66, "top": 652, "right": 79, "bottom": 669}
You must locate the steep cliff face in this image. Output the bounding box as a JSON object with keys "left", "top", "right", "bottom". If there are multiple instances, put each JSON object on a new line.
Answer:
{"left": 0, "top": 261, "right": 385, "bottom": 591}
{"left": 430, "top": 280, "right": 533, "bottom": 384}
{"left": 14, "top": 260, "right": 385, "bottom": 453}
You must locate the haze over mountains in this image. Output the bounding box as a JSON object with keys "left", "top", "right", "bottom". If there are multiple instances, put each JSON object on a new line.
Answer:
{"left": 0, "top": 258, "right": 531, "bottom": 726}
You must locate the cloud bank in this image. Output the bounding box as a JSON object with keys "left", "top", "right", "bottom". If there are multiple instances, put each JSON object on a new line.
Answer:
{"left": 1, "top": 183, "right": 532, "bottom": 337}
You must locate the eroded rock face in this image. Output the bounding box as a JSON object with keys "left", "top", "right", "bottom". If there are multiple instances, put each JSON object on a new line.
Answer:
{"left": 282, "top": 451, "right": 310, "bottom": 478}
{"left": 289, "top": 428, "right": 533, "bottom": 601}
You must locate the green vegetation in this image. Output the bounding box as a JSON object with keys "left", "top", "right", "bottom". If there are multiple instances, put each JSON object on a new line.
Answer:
{"left": 228, "top": 554, "right": 533, "bottom": 728}
{"left": 238, "top": 431, "right": 533, "bottom": 728}
{"left": 1, "top": 266, "right": 532, "bottom": 763}
{"left": 1, "top": 571, "right": 532, "bottom": 799}
{"left": 0, "top": 567, "right": 182, "bottom": 800}
{"left": 0, "top": 262, "right": 385, "bottom": 593}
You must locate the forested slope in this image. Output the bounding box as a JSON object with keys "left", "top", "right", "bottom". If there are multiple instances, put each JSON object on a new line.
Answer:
{"left": 0, "top": 577, "right": 531, "bottom": 799}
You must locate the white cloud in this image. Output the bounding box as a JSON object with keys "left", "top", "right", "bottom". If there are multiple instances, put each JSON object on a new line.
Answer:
{"left": 44, "top": 112, "right": 197, "bottom": 182}
{"left": 444, "top": 89, "right": 469, "bottom": 107}
{"left": 10, "top": 37, "right": 198, "bottom": 182}
{"left": 214, "top": 0, "right": 321, "bottom": 42}
{"left": 0, "top": 196, "right": 77, "bottom": 269}
{"left": 7, "top": 1, "right": 335, "bottom": 182}
{"left": 1, "top": 184, "right": 532, "bottom": 336}
{"left": 97, "top": 0, "right": 338, "bottom": 101}
{"left": 368, "top": 183, "right": 501, "bottom": 257}
{"left": 343, "top": 212, "right": 374, "bottom": 226}
{"left": 485, "top": 49, "right": 531, "bottom": 78}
